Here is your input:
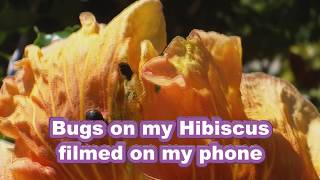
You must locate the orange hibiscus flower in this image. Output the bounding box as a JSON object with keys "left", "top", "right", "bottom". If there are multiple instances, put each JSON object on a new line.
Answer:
{"left": 0, "top": 0, "right": 319, "bottom": 179}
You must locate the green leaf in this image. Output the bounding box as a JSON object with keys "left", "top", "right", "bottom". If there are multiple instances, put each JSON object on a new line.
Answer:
{"left": 33, "top": 25, "right": 80, "bottom": 48}
{"left": 0, "top": 133, "right": 15, "bottom": 144}
{"left": 55, "top": 25, "right": 80, "bottom": 39}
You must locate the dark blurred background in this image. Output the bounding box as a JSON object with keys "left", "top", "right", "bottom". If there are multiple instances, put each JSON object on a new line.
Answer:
{"left": 0, "top": 0, "right": 319, "bottom": 109}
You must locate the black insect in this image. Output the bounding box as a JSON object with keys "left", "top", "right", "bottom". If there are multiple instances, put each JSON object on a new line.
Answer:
{"left": 85, "top": 109, "right": 104, "bottom": 121}
{"left": 119, "top": 62, "right": 133, "bottom": 81}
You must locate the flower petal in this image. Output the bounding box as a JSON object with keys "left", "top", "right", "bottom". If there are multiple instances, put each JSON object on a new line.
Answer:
{"left": 241, "top": 72, "right": 320, "bottom": 177}
{"left": 140, "top": 30, "right": 246, "bottom": 120}
{"left": 0, "top": 0, "right": 166, "bottom": 179}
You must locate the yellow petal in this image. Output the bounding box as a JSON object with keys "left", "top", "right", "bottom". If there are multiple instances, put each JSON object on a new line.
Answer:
{"left": 0, "top": 140, "right": 15, "bottom": 180}
{"left": 241, "top": 72, "right": 320, "bottom": 177}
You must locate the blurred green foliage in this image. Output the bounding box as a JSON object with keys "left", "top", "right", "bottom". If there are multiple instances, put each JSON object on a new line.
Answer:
{"left": 290, "top": 43, "right": 320, "bottom": 70}
{"left": 0, "top": 0, "right": 319, "bottom": 109}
